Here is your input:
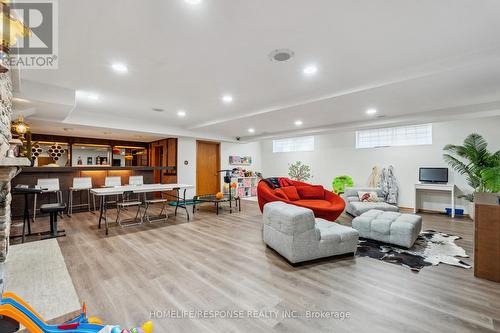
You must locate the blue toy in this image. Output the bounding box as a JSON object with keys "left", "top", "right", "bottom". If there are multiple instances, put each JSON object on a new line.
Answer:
{"left": 0, "top": 292, "right": 153, "bottom": 333}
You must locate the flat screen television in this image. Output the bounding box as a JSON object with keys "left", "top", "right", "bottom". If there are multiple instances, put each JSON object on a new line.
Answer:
{"left": 419, "top": 167, "right": 448, "bottom": 184}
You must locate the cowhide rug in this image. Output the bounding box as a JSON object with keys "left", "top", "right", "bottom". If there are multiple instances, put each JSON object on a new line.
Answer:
{"left": 356, "top": 230, "right": 472, "bottom": 272}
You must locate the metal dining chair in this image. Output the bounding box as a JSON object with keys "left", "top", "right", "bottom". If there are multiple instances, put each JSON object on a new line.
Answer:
{"left": 104, "top": 176, "right": 122, "bottom": 205}
{"left": 128, "top": 175, "right": 144, "bottom": 201}
{"left": 116, "top": 190, "right": 144, "bottom": 227}
{"left": 142, "top": 192, "right": 170, "bottom": 223}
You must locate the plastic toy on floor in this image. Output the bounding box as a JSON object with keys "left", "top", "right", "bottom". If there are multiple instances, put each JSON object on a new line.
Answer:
{"left": 0, "top": 292, "right": 153, "bottom": 333}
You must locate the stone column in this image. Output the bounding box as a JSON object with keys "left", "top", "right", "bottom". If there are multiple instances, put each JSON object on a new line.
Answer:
{"left": 0, "top": 71, "right": 30, "bottom": 293}
{"left": 0, "top": 72, "right": 13, "bottom": 158}
{"left": 0, "top": 71, "right": 13, "bottom": 293}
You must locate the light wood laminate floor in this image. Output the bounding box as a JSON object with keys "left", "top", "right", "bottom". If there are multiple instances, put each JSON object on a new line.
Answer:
{"left": 13, "top": 201, "right": 500, "bottom": 332}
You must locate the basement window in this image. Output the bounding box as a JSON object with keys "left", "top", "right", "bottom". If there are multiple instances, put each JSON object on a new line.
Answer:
{"left": 356, "top": 124, "right": 432, "bottom": 149}
{"left": 273, "top": 136, "right": 315, "bottom": 153}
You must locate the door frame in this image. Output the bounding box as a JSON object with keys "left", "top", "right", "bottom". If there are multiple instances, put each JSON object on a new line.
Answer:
{"left": 196, "top": 140, "right": 221, "bottom": 196}
{"left": 150, "top": 143, "right": 165, "bottom": 183}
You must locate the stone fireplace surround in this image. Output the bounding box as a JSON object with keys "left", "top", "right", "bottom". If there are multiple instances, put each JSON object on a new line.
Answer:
{"left": 0, "top": 70, "right": 30, "bottom": 292}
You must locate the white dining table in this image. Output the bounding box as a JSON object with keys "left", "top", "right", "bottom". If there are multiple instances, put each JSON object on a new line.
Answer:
{"left": 91, "top": 183, "right": 193, "bottom": 235}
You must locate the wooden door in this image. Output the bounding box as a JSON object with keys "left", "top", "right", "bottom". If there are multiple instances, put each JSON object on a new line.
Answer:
{"left": 151, "top": 144, "right": 164, "bottom": 184}
{"left": 196, "top": 141, "right": 220, "bottom": 195}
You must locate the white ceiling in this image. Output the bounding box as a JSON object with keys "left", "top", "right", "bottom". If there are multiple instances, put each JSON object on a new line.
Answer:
{"left": 14, "top": 0, "right": 500, "bottom": 142}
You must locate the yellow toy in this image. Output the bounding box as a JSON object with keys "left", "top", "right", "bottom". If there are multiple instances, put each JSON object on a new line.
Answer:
{"left": 0, "top": 292, "right": 153, "bottom": 333}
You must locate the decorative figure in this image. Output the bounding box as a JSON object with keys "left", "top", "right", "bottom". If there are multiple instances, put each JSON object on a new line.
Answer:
{"left": 366, "top": 166, "right": 380, "bottom": 188}
{"left": 380, "top": 165, "right": 398, "bottom": 204}
{"left": 7, "top": 139, "right": 21, "bottom": 158}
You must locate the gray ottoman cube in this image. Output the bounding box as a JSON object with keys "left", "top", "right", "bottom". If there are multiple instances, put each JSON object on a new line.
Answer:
{"left": 263, "top": 201, "right": 359, "bottom": 264}
{"left": 352, "top": 210, "right": 422, "bottom": 248}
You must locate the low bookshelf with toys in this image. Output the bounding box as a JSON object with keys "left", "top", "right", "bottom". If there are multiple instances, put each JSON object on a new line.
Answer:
{"left": 223, "top": 169, "right": 260, "bottom": 198}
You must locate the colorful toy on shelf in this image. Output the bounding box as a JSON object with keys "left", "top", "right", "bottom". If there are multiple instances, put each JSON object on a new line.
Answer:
{"left": 0, "top": 292, "right": 153, "bottom": 333}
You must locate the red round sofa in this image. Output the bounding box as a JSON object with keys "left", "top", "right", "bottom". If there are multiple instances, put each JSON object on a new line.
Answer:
{"left": 257, "top": 177, "right": 346, "bottom": 222}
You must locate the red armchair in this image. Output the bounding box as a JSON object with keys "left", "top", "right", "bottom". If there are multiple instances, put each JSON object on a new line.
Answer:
{"left": 257, "top": 178, "right": 346, "bottom": 222}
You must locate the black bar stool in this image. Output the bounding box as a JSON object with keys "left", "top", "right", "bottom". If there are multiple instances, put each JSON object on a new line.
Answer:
{"left": 40, "top": 203, "right": 67, "bottom": 239}
{"left": 11, "top": 186, "right": 44, "bottom": 243}
{"left": 34, "top": 178, "right": 63, "bottom": 222}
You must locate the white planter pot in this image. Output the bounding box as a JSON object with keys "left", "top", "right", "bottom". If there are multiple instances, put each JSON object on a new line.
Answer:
{"left": 468, "top": 201, "right": 475, "bottom": 220}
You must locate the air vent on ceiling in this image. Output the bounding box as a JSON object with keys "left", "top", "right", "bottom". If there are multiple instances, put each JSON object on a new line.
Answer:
{"left": 152, "top": 107, "right": 165, "bottom": 112}
{"left": 269, "top": 49, "right": 294, "bottom": 62}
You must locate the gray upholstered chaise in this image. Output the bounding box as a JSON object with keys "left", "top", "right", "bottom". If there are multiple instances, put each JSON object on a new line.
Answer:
{"left": 342, "top": 187, "right": 399, "bottom": 216}
{"left": 262, "top": 201, "right": 359, "bottom": 264}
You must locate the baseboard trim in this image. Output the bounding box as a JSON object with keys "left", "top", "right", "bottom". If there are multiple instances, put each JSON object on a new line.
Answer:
{"left": 398, "top": 206, "right": 415, "bottom": 213}
{"left": 399, "top": 206, "right": 471, "bottom": 218}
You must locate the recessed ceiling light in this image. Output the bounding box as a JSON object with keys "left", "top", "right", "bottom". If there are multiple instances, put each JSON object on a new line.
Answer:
{"left": 303, "top": 65, "right": 318, "bottom": 75}
{"left": 177, "top": 110, "right": 186, "bottom": 117}
{"left": 366, "top": 108, "right": 377, "bottom": 115}
{"left": 222, "top": 95, "right": 233, "bottom": 104}
{"left": 248, "top": 128, "right": 255, "bottom": 133}
{"left": 269, "top": 49, "right": 294, "bottom": 62}
{"left": 185, "top": 0, "right": 202, "bottom": 4}
{"left": 294, "top": 120, "right": 303, "bottom": 126}
{"left": 111, "top": 63, "right": 128, "bottom": 74}
{"left": 87, "top": 94, "right": 99, "bottom": 101}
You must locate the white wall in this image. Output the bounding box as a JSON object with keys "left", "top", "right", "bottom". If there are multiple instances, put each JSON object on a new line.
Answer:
{"left": 177, "top": 137, "right": 197, "bottom": 198}
{"left": 176, "top": 138, "right": 262, "bottom": 198}
{"left": 260, "top": 116, "right": 500, "bottom": 213}
{"left": 220, "top": 141, "right": 261, "bottom": 172}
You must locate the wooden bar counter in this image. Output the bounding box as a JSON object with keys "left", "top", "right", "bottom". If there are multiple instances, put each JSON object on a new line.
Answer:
{"left": 10, "top": 166, "right": 172, "bottom": 218}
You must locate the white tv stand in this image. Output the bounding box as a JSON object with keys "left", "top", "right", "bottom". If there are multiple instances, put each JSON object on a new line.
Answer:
{"left": 414, "top": 183, "right": 457, "bottom": 217}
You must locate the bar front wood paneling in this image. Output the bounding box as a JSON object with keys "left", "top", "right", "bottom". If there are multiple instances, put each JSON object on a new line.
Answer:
{"left": 11, "top": 134, "right": 180, "bottom": 218}
{"left": 10, "top": 167, "right": 173, "bottom": 218}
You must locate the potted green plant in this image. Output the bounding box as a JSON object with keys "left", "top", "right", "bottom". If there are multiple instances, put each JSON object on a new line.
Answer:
{"left": 443, "top": 133, "right": 500, "bottom": 219}
{"left": 481, "top": 167, "right": 500, "bottom": 193}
